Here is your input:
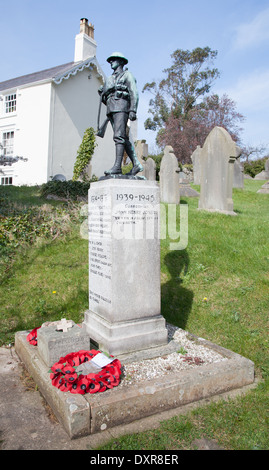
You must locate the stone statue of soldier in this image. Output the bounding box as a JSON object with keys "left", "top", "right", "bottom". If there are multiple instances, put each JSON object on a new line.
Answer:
{"left": 97, "top": 52, "right": 143, "bottom": 177}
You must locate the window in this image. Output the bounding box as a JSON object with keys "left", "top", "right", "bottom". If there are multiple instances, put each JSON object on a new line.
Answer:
{"left": 2, "top": 131, "right": 14, "bottom": 156}
{"left": 5, "top": 93, "right": 16, "bottom": 113}
{"left": 1, "top": 176, "right": 13, "bottom": 185}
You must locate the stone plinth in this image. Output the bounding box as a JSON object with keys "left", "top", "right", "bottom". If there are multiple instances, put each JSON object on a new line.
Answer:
{"left": 83, "top": 178, "right": 168, "bottom": 356}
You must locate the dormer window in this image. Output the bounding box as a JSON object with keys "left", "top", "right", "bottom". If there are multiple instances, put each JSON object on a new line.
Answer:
{"left": 5, "top": 93, "right": 16, "bottom": 113}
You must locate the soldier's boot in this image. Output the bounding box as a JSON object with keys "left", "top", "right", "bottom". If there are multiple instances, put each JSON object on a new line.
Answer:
{"left": 104, "top": 144, "right": 124, "bottom": 175}
{"left": 125, "top": 141, "right": 144, "bottom": 176}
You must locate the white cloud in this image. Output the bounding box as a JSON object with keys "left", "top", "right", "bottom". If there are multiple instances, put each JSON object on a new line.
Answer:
{"left": 234, "top": 7, "right": 269, "bottom": 49}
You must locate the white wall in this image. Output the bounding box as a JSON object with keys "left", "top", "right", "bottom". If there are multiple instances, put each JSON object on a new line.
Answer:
{"left": 0, "top": 65, "right": 115, "bottom": 186}
{"left": 14, "top": 82, "right": 52, "bottom": 185}
{"left": 50, "top": 66, "right": 113, "bottom": 180}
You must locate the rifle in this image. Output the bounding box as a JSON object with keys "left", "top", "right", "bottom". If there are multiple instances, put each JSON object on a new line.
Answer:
{"left": 96, "top": 117, "right": 109, "bottom": 138}
{"left": 96, "top": 89, "right": 109, "bottom": 138}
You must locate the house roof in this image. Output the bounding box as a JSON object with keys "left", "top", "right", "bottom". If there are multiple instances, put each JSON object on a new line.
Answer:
{"left": 0, "top": 57, "right": 104, "bottom": 92}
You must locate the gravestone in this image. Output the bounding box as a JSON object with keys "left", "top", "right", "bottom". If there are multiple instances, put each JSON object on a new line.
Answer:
{"left": 83, "top": 178, "right": 168, "bottom": 356}
{"left": 191, "top": 145, "right": 202, "bottom": 185}
{"left": 198, "top": 127, "right": 237, "bottom": 215}
{"left": 134, "top": 139, "right": 148, "bottom": 178}
{"left": 179, "top": 171, "right": 199, "bottom": 197}
{"left": 37, "top": 319, "right": 90, "bottom": 367}
{"left": 159, "top": 146, "right": 180, "bottom": 204}
{"left": 254, "top": 158, "right": 269, "bottom": 180}
{"left": 144, "top": 157, "right": 156, "bottom": 181}
{"left": 257, "top": 180, "right": 269, "bottom": 193}
{"left": 233, "top": 151, "right": 244, "bottom": 189}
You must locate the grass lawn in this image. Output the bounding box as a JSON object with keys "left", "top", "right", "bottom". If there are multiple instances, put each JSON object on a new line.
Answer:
{"left": 0, "top": 179, "right": 268, "bottom": 450}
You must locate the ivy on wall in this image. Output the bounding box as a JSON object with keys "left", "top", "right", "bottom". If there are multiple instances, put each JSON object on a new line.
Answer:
{"left": 73, "top": 127, "right": 97, "bottom": 181}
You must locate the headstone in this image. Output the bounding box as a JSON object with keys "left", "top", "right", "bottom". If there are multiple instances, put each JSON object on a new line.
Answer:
{"left": 134, "top": 139, "right": 148, "bottom": 178}
{"left": 83, "top": 178, "right": 168, "bottom": 356}
{"left": 233, "top": 148, "right": 244, "bottom": 188}
{"left": 178, "top": 171, "right": 199, "bottom": 197}
{"left": 254, "top": 158, "right": 269, "bottom": 180}
{"left": 135, "top": 139, "right": 148, "bottom": 161}
{"left": 191, "top": 145, "right": 202, "bottom": 185}
{"left": 144, "top": 157, "right": 156, "bottom": 181}
{"left": 37, "top": 319, "right": 90, "bottom": 367}
{"left": 257, "top": 181, "right": 269, "bottom": 193}
{"left": 179, "top": 181, "right": 199, "bottom": 197}
{"left": 198, "top": 127, "right": 237, "bottom": 215}
{"left": 159, "top": 146, "right": 180, "bottom": 204}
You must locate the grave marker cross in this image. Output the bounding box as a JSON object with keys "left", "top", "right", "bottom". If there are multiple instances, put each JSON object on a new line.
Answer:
{"left": 56, "top": 318, "right": 73, "bottom": 333}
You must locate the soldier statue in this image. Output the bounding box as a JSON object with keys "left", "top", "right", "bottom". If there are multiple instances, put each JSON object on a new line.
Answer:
{"left": 97, "top": 52, "right": 144, "bottom": 177}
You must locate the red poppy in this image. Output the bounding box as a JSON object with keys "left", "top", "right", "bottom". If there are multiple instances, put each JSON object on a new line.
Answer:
{"left": 51, "top": 374, "right": 64, "bottom": 387}
{"left": 59, "top": 378, "right": 72, "bottom": 392}
{"left": 88, "top": 379, "right": 101, "bottom": 394}
{"left": 62, "top": 364, "right": 75, "bottom": 375}
{"left": 50, "top": 362, "right": 65, "bottom": 374}
{"left": 75, "top": 376, "right": 90, "bottom": 394}
{"left": 71, "top": 355, "right": 81, "bottom": 367}
{"left": 26, "top": 327, "right": 41, "bottom": 346}
{"left": 65, "top": 372, "right": 78, "bottom": 383}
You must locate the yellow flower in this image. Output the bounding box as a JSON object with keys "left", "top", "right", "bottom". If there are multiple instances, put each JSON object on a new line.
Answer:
{"left": 203, "top": 297, "right": 208, "bottom": 302}
{"left": 52, "top": 291, "right": 57, "bottom": 294}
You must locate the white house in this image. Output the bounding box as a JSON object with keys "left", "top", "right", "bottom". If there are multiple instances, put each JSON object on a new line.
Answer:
{"left": 0, "top": 18, "right": 114, "bottom": 186}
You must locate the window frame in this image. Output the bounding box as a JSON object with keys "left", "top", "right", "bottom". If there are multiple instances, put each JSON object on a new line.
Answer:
{"left": 4, "top": 93, "right": 17, "bottom": 114}
{"left": 2, "top": 130, "right": 15, "bottom": 157}
{"left": 1, "top": 176, "right": 13, "bottom": 185}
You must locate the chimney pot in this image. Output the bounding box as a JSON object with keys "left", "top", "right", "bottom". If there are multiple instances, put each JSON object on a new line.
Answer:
{"left": 74, "top": 18, "right": 96, "bottom": 62}
{"left": 79, "top": 17, "right": 94, "bottom": 39}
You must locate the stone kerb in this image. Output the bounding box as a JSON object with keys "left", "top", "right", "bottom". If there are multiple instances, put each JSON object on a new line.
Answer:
{"left": 160, "top": 146, "right": 180, "bottom": 204}
{"left": 198, "top": 127, "right": 237, "bottom": 215}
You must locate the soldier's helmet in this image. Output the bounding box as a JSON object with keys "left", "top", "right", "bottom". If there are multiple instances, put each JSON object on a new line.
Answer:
{"left": 107, "top": 52, "right": 128, "bottom": 65}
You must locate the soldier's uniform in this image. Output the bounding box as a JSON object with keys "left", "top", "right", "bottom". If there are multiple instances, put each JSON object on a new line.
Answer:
{"left": 98, "top": 52, "right": 143, "bottom": 176}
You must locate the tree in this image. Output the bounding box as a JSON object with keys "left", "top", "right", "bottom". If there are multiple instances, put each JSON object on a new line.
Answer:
{"left": 143, "top": 47, "right": 220, "bottom": 133}
{"left": 159, "top": 93, "right": 245, "bottom": 162}
{"left": 240, "top": 143, "right": 268, "bottom": 163}
{"left": 142, "top": 47, "right": 245, "bottom": 163}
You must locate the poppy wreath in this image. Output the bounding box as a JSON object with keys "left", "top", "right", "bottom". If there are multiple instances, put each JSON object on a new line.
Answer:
{"left": 26, "top": 327, "right": 41, "bottom": 346}
{"left": 49, "top": 349, "right": 122, "bottom": 395}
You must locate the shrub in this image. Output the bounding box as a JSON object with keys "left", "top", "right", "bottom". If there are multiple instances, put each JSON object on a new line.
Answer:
{"left": 0, "top": 205, "right": 78, "bottom": 250}
{"left": 40, "top": 180, "right": 91, "bottom": 200}
{"left": 244, "top": 157, "right": 267, "bottom": 178}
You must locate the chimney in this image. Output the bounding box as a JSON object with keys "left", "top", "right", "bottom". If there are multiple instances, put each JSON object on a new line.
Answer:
{"left": 74, "top": 18, "right": 97, "bottom": 62}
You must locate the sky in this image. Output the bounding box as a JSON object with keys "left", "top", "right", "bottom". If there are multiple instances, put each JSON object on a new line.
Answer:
{"left": 1, "top": 0, "right": 269, "bottom": 155}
